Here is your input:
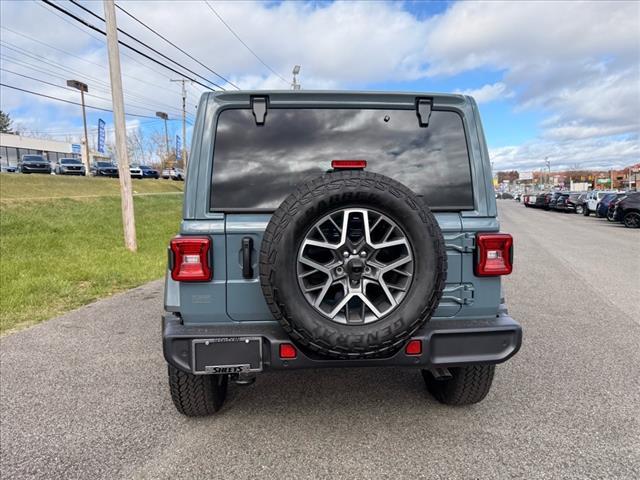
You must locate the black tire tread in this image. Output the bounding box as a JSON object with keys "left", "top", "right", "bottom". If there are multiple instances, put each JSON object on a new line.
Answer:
{"left": 423, "top": 365, "right": 495, "bottom": 405}
{"left": 259, "top": 170, "right": 447, "bottom": 359}
{"left": 168, "top": 365, "right": 227, "bottom": 417}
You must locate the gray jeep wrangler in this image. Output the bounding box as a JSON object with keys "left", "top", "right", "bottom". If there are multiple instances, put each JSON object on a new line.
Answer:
{"left": 163, "top": 91, "right": 522, "bottom": 416}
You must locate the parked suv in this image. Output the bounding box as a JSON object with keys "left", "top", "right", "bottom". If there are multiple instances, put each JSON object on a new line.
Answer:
{"left": 55, "top": 158, "right": 85, "bottom": 176}
{"left": 163, "top": 92, "right": 522, "bottom": 416}
{"left": 584, "top": 190, "right": 616, "bottom": 216}
{"left": 614, "top": 192, "right": 640, "bottom": 228}
{"left": 18, "top": 154, "right": 51, "bottom": 174}
{"left": 90, "top": 161, "right": 118, "bottom": 177}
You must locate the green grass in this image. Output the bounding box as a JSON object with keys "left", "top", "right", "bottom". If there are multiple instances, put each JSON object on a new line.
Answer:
{"left": 0, "top": 174, "right": 184, "bottom": 200}
{"left": 0, "top": 175, "right": 183, "bottom": 333}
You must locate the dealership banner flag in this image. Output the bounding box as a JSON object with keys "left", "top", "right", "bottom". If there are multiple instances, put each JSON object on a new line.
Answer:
{"left": 176, "top": 135, "right": 182, "bottom": 161}
{"left": 97, "top": 119, "right": 105, "bottom": 153}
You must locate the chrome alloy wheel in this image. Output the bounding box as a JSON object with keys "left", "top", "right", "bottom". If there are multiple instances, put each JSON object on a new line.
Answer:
{"left": 296, "top": 208, "right": 414, "bottom": 325}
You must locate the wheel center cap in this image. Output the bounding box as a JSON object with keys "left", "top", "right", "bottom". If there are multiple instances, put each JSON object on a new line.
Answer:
{"left": 345, "top": 258, "right": 365, "bottom": 282}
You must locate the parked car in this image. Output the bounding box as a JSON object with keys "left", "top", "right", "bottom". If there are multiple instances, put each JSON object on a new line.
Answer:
{"left": 613, "top": 192, "right": 640, "bottom": 228}
{"left": 55, "top": 158, "right": 85, "bottom": 176}
{"left": 606, "top": 195, "right": 626, "bottom": 222}
{"left": 548, "top": 191, "right": 565, "bottom": 210}
{"left": 564, "top": 193, "right": 586, "bottom": 214}
{"left": 140, "top": 165, "right": 159, "bottom": 179}
{"left": 595, "top": 193, "right": 625, "bottom": 218}
{"left": 161, "top": 167, "right": 184, "bottom": 180}
{"left": 553, "top": 192, "right": 571, "bottom": 211}
{"left": 584, "top": 190, "right": 617, "bottom": 216}
{"left": 162, "top": 91, "right": 521, "bottom": 416}
{"left": 1, "top": 164, "right": 17, "bottom": 173}
{"left": 91, "top": 161, "right": 119, "bottom": 177}
{"left": 534, "top": 192, "right": 549, "bottom": 209}
{"left": 17, "top": 154, "right": 51, "bottom": 174}
{"left": 129, "top": 164, "right": 143, "bottom": 179}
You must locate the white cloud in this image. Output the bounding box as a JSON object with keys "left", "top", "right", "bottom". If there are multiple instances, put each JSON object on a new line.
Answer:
{"left": 455, "top": 82, "right": 512, "bottom": 104}
{"left": 1, "top": 0, "right": 638, "bottom": 170}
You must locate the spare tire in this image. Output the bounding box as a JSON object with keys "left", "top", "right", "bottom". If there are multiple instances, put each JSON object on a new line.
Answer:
{"left": 259, "top": 170, "right": 446, "bottom": 358}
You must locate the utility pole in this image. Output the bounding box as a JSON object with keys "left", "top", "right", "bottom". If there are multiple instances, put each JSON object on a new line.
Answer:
{"left": 170, "top": 79, "right": 189, "bottom": 169}
{"left": 66, "top": 80, "right": 90, "bottom": 172}
{"left": 155, "top": 111, "right": 169, "bottom": 170}
{"left": 103, "top": 0, "right": 137, "bottom": 252}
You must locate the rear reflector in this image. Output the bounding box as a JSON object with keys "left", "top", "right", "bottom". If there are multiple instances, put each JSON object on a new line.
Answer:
{"left": 405, "top": 339, "right": 422, "bottom": 356}
{"left": 279, "top": 343, "right": 297, "bottom": 359}
{"left": 331, "top": 159, "right": 367, "bottom": 170}
{"left": 170, "top": 236, "right": 212, "bottom": 282}
{"left": 475, "top": 233, "right": 513, "bottom": 276}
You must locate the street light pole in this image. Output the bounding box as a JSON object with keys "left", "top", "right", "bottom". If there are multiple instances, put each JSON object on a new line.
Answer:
{"left": 544, "top": 156, "right": 551, "bottom": 189}
{"left": 67, "top": 80, "right": 90, "bottom": 173}
{"left": 156, "top": 112, "right": 169, "bottom": 170}
{"left": 292, "top": 65, "right": 301, "bottom": 90}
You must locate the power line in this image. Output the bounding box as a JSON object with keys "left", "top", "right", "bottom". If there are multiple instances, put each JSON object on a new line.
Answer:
{"left": 34, "top": 0, "right": 183, "bottom": 87}
{"left": 203, "top": 0, "right": 289, "bottom": 86}
{"left": 67, "top": 0, "right": 226, "bottom": 91}
{"left": 40, "top": 0, "right": 217, "bottom": 91}
{"left": 0, "top": 67, "right": 191, "bottom": 121}
{"left": 113, "top": 2, "right": 240, "bottom": 90}
{"left": 0, "top": 83, "right": 157, "bottom": 119}
{"left": 0, "top": 25, "right": 180, "bottom": 94}
{"left": 0, "top": 45, "right": 186, "bottom": 118}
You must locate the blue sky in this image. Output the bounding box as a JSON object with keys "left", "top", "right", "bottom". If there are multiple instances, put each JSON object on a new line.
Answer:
{"left": 1, "top": 0, "right": 638, "bottom": 171}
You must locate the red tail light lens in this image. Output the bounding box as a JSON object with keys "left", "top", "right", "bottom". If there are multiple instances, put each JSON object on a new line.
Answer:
{"left": 405, "top": 339, "right": 422, "bottom": 356}
{"left": 279, "top": 343, "right": 297, "bottom": 359}
{"left": 331, "top": 159, "right": 367, "bottom": 170}
{"left": 475, "top": 233, "right": 513, "bottom": 276}
{"left": 170, "top": 237, "right": 212, "bottom": 282}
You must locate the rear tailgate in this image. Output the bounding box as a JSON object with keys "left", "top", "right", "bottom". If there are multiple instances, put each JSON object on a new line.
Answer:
{"left": 224, "top": 212, "right": 466, "bottom": 321}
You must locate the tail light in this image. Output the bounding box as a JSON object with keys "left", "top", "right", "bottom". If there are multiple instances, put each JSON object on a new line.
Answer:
{"left": 279, "top": 343, "right": 297, "bottom": 359}
{"left": 475, "top": 233, "right": 513, "bottom": 276}
{"left": 169, "top": 236, "right": 212, "bottom": 282}
{"left": 332, "top": 160, "right": 367, "bottom": 170}
{"left": 405, "top": 339, "right": 422, "bottom": 356}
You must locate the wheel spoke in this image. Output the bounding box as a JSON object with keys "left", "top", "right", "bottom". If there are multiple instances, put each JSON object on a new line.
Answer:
{"left": 304, "top": 239, "right": 337, "bottom": 250}
{"left": 381, "top": 255, "right": 412, "bottom": 273}
{"left": 298, "top": 256, "right": 330, "bottom": 273}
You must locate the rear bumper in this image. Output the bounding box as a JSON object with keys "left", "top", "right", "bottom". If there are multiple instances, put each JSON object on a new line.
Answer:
{"left": 163, "top": 310, "right": 522, "bottom": 374}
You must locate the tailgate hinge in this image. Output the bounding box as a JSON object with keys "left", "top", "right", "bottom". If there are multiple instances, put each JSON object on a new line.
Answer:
{"left": 445, "top": 232, "right": 476, "bottom": 253}
{"left": 442, "top": 284, "right": 475, "bottom": 305}
{"left": 251, "top": 96, "right": 268, "bottom": 125}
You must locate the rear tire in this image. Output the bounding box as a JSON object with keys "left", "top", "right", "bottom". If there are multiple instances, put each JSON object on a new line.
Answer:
{"left": 422, "top": 365, "right": 495, "bottom": 405}
{"left": 623, "top": 212, "right": 640, "bottom": 229}
{"left": 168, "top": 365, "right": 228, "bottom": 416}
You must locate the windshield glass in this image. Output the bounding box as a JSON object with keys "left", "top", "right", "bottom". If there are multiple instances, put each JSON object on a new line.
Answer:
{"left": 210, "top": 108, "right": 473, "bottom": 210}
{"left": 97, "top": 162, "right": 113, "bottom": 167}
{"left": 139, "top": 165, "right": 151, "bottom": 170}
{"left": 23, "top": 155, "right": 46, "bottom": 162}
{"left": 60, "top": 158, "right": 81, "bottom": 165}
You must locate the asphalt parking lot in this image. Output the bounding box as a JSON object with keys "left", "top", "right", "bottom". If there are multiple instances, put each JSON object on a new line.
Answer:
{"left": 1, "top": 201, "right": 638, "bottom": 479}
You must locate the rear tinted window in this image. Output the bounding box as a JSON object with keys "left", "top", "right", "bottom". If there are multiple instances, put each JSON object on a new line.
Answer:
{"left": 210, "top": 108, "right": 473, "bottom": 210}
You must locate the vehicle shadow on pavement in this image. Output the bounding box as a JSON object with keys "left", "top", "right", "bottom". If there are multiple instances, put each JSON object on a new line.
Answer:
{"left": 211, "top": 367, "right": 440, "bottom": 419}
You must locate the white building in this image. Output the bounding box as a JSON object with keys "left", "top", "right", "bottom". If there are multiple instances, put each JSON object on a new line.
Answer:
{"left": 0, "top": 132, "right": 81, "bottom": 166}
